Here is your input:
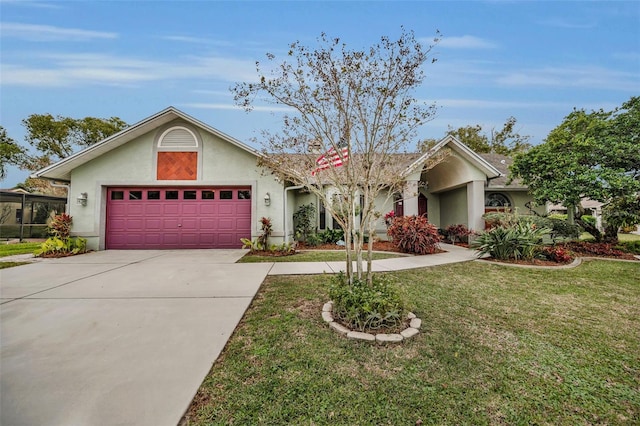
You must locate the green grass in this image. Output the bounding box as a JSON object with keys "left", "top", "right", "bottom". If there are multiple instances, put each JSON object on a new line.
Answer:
{"left": 237, "top": 250, "right": 403, "bottom": 263}
{"left": 185, "top": 260, "right": 640, "bottom": 425}
{"left": 0, "top": 261, "right": 30, "bottom": 269}
{"left": 619, "top": 233, "right": 640, "bottom": 242}
{"left": 0, "top": 242, "right": 41, "bottom": 258}
{"left": 580, "top": 232, "right": 640, "bottom": 242}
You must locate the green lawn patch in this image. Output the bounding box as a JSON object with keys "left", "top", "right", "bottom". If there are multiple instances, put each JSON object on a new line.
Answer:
{"left": 185, "top": 260, "right": 640, "bottom": 425}
{"left": 0, "top": 261, "right": 30, "bottom": 269}
{"left": 619, "top": 233, "right": 640, "bottom": 242}
{"left": 0, "top": 242, "right": 41, "bottom": 258}
{"left": 237, "top": 250, "right": 403, "bottom": 263}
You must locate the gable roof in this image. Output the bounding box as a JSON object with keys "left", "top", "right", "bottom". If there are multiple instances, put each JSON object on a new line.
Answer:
{"left": 406, "top": 135, "right": 502, "bottom": 178}
{"left": 32, "top": 106, "right": 261, "bottom": 182}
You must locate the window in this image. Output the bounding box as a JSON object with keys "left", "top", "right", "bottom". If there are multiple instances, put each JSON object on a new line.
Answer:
{"left": 238, "top": 190, "right": 251, "bottom": 199}
{"left": 184, "top": 190, "right": 197, "bottom": 200}
{"left": 165, "top": 191, "right": 179, "bottom": 200}
{"left": 202, "top": 190, "right": 215, "bottom": 199}
{"left": 485, "top": 193, "right": 511, "bottom": 207}
{"left": 129, "top": 191, "right": 142, "bottom": 200}
{"left": 147, "top": 191, "right": 161, "bottom": 200}
{"left": 220, "top": 191, "right": 233, "bottom": 200}
{"left": 156, "top": 126, "right": 200, "bottom": 180}
{"left": 157, "top": 127, "right": 198, "bottom": 148}
{"left": 111, "top": 191, "right": 124, "bottom": 200}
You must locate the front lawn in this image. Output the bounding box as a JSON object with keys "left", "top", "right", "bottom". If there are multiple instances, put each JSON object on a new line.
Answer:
{"left": 238, "top": 250, "right": 403, "bottom": 263}
{"left": 0, "top": 261, "right": 30, "bottom": 269}
{"left": 185, "top": 260, "right": 640, "bottom": 425}
{"left": 0, "top": 242, "right": 41, "bottom": 258}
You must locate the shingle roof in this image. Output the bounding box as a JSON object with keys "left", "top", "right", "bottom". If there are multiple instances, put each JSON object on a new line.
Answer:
{"left": 478, "top": 153, "right": 526, "bottom": 188}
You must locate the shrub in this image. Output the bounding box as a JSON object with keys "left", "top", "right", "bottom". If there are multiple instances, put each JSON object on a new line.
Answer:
{"left": 547, "top": 218, "right": 581, "bottom": 241}
{"left": 318, "top": 228, "right": 344, "bottom": 244}
{"left": 329, "top": 272, "right": 404, "bottom": 331}
{"left": 293, "top": 203, "right": 316, "bottom": 242}
{"left": 258, "top": 217, "right": 272, "bottom": 248}
{"left": 304, "top": 233, "right": 323, "bottom": 247}
{"left": 615, "top": 240, "right": 640, "bottom": 254}
{"left": 48, "top": 213, "right": 73, "bottom": 239}
{"left": 35, "top": 236, "right": 87, "bottom": 257}
{"left": 580, "top": 215, "right": 596, "bottom": 227}
{"left": 34, "top": 213, "right": 87, "bottom": 258}
{"left": 443, "top": 224, "right": 474, "bottom": 245}
{"left": 620, "top": 225, "right": 637, "bottom": 234}
{"left": 383, "top": 210, "right": 396, "bottom": 227}
{"left": 387, "top": 215, "right": 440, "bottom": 255}
{"left": 538, "top": 246, "right": 573, "bottom": 263}
{"left": 472, "top": 223, "right": 550, "bottom": 260}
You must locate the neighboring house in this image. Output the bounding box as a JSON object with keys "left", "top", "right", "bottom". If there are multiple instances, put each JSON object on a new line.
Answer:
{"left": 33, "top": 107, "right": 538, "bottom": 250}
{"left": 0, "top": 189, "right": 67, "bottom": 239}
{"left": 548, "top": 199, "right": 604, "bottom": 231}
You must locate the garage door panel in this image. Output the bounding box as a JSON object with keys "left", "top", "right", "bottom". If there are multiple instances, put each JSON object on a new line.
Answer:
{"left": 182, "top": 204, "right": 199, "bottom": 215}
{"left": 218, "top": 218, "right": 234, "bottom": 230}
{"left": 218, "top": 204, "right": 236, "bottom": 215}
{"left": 107, "top": 187, "right": 251, "bottom": 249}
{"left": 163, "top": 205, "right": 180, "bottom": 215}
{"left": 199, "top": 204, "right": 217, "bottom": 215}
{"left": 145, "top": 204, "right": 164, "bottom": 216}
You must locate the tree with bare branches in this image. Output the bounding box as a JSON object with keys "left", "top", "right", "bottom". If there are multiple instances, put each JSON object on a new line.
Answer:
{"left": 233, "top": 29, "right": 444, "bottom": 284}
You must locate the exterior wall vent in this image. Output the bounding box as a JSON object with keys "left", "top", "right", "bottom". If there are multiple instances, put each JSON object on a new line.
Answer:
{"left": 158, "top": 127, "right": 198, "bottom": 148}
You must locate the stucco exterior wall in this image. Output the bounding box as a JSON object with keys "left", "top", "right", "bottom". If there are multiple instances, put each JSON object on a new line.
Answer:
{"left": 68, "top": 119, "right": 283, "bottom": 250}
{"left": 439, "top": 186, "right": 468, "bottom": 229}
{"left": 425, "top": 153, "right": 487, "bottom": 194}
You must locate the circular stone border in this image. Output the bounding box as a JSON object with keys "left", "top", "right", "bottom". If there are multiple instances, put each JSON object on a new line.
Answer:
{"left": 322, "top": 301, "right": 421, "bottom": 343}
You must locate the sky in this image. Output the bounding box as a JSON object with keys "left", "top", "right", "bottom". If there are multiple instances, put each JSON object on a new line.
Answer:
{"left": 1, "top": 0, "right": 639, "bottom": 187}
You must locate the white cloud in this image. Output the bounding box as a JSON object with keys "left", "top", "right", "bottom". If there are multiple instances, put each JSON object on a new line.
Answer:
{"left": 497, "top": 66, "right": 639, "bottom": 92}
{"left": 436, "top": 35, "right": 497, "bottom": 49}
{"left": 0, "top": 0, "right": 64, "bottom": 9}
{"left": 0, "top": 52, "right": 259, "bottom": 87}
{"left": 0, "top": 22, "right": 117, "bottom": 41}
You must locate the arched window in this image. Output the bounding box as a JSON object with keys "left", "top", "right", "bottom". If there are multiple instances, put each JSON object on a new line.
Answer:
{"left": 155, "top": 125, "right": 200, "bottom": 180}
{"left": 157, "top": 126, "right": 198, "bottom": 148}
{"left": 485, "top": 193, "right": 511, "bottom": 207}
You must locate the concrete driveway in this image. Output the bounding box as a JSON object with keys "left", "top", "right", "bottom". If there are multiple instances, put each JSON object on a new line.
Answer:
{"left": 0, "top": 250, "right": 271, "bottom": 426}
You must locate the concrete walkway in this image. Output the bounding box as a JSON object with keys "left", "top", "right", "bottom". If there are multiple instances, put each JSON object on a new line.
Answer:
{"left": 0, "top": 244, "right": 477, "bottom": 426}
{"left": 267, "top": 243, "right": 477, "bottom": 275}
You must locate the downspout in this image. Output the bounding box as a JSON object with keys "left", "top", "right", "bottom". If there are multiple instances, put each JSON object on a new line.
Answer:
{"left": 283, "top": 185, "right": 304, "bottom": 243}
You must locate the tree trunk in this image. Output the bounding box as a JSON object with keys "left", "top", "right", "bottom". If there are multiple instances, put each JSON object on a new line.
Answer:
{"left": 575, "top": 217, "right": 603, "bottom": 242}
{"left": 603, "top": 224, "right": 619, "bottom": 244}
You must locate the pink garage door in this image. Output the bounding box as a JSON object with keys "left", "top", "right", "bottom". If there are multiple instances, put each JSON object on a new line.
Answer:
{"left": 106, "top": 187, "right": 252, "bottom": 249}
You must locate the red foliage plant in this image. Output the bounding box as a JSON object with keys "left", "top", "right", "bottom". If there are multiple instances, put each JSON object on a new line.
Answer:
{"left": 444, "top": 224, "right": 474, "bottom": 244}
{"left": 49, "top": 213, "right": 73, "bottom": 239}
{"left": 387, "top": 215, "right": 441, "bottom": 255}
{"left": 560, "top": 241, "right": 629, "bottom": 258}
{"left": 540, "top": 246, "right": 573, "bottom": 263}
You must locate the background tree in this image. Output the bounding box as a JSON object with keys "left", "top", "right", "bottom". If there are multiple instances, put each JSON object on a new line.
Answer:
{"left": 21, "top": 114, "right": 128, "bottom": 171}
{"left": 509, "top": 96, "right": 640, "bottom": 243}
{"left": 233, "top": 29, "right": 444, "bottom": 284}
{"left": 0, "top": 126, "right": 26, "bottom": 179}
{"left": 430, "top": 117, "right": 531, "bottom": 156}
{"left": 9, "top": 114, "right": 128, "bottom": 194}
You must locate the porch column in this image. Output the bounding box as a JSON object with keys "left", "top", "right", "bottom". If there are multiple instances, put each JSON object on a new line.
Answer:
{"left": 467, "top": 180, "right": 485, "bottom": 232}
{"left": 403, "top": 180, "right": 419, "bottom": 216}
